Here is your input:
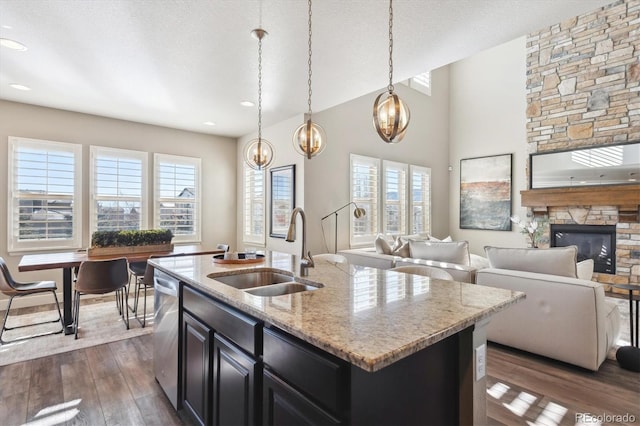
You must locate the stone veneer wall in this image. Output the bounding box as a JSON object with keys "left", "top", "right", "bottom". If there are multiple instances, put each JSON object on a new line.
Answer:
{"left": 525, "top": 0, "right": 640, "bottom": 289}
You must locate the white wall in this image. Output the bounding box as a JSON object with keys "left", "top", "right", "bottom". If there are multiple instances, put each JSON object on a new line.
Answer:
{"left": 0, "top": 100, "right": 237, "bottom": 306}
{"left": 448, "top": 36, "right": 528, "bottom": 254}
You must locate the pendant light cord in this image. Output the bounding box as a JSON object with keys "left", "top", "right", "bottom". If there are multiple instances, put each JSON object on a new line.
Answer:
{"left": 388, "top": 0, "right": 394, "bottom": 93}
{"left": 307, "top": 0, "right": 313, "bottom": 115}
{"left": 258, "top": 35, "right": 264, "bottom": 142}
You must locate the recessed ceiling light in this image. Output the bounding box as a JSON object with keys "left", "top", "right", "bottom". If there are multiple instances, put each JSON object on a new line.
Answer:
{"left": 10, "top": 83, "right": 31, "bottom": 91}
{"left": 203, "top": 121, "right": 216, "bottom": 126}
{"left": 240, "top": 100, "right": 255, "bottom": 107}
{"left": 0, "top": 38, "right": 27, "bottom": 51}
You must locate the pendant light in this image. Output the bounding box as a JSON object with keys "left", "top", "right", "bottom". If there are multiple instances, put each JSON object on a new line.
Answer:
{"left": 372, "top": 0, "right": 410, "bottom": 144}
{"left": 292, "top": 0, "right": 326, "bottom": 159}
{"left": 243, "top": 28, "right": 274, "bottom": 171}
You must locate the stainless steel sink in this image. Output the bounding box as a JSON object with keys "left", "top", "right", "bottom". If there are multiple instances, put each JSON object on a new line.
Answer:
{"left": 209, "top": 271, "right": 294, "bottom": 289}
{"left": 244, "top": 282, "right": 321, "bottom": 297}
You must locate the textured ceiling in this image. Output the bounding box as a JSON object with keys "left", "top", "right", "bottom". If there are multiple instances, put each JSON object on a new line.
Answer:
{"left": 0, "top": 0, "right": 614, "bottom": 137}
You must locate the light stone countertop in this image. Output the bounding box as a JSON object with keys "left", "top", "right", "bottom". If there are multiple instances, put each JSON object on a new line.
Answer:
{"left": 149, "top": 251, "right": 525, "bottom": 372}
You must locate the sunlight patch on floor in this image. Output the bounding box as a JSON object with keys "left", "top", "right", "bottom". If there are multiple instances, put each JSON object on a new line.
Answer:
{"left": 23, "top": 399, "right": 81, "bottom": 426}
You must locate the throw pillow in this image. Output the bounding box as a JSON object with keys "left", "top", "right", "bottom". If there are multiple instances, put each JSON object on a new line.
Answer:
{"left": 408, "top": 240, "right": 470, "bottom": 266}
{"left": 484, "top": 245, "right": 578, "bottom": 278}
{"left": 374, "top": 234, "right": 392, "bottom": 255}
{"left": 393, "top": 241, "right": 410, "bottom": 258}
{"left": 428, "top": 235, "right": 453, "bottom": 242}
{"left": 576, "top": 259, "right": 595, "bottom": 281}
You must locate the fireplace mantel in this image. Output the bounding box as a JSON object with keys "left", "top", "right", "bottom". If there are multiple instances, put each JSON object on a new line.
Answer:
{"left": 520, "top": 184, "right": 640, "bottom": 220}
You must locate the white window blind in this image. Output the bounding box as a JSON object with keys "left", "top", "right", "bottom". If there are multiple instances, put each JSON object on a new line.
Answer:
{"left": 154, "top": 154, "right": 201, "bottom": 243}
{"left": 7, "top": 137, "right": 82, "bottom": 252}
{"left": 90, "top": 146, "right": 147, "bottom": 233}
{"left": 409, "top": 165, "right": 431, "bottom": 235}
{"left": 350, "top": 154, "right": 379, "bottom": 247}
{"left": 243, "top": 163, "right": 266, "bottom": 245}
{"left": 382, "top": 160, "right": 407, "bottom": 236}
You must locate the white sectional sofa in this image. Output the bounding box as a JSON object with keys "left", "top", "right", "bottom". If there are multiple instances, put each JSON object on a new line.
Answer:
{"left": 476, "top": 246, "right": 621, "bottom": 371}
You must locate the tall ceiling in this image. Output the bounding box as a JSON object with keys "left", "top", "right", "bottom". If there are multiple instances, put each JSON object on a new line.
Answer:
{"left": 0, "top": 0, "right": 613, "bottom": 138}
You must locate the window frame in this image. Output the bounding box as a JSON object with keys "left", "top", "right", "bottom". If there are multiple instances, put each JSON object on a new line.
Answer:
{"left": 243, "top": 162, "right": 266, "bottom": 246}
{"left": 89, "top": 146, "right": 148, "bottom": 234}
{"left": 409, "top": 165, "right": 432, "bottom": 235}
{"left": 153, "top": 153, "right": 201, "bottom": 244}
{"left": 7, "top": 136, "right": 83, "bottom": 252}
{"left": 350, "top": 154, "right": 380, "bottom": 247}
{"left": 382, "top": 160, "right": 408, "bottom": 236}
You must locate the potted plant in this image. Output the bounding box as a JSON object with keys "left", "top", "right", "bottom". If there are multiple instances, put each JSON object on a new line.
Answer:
{"left": 88, "top": 229, "right": 174, "bottom": 256}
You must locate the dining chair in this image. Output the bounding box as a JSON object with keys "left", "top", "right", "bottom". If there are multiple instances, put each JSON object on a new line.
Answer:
{"left": 390, "top": 265, "right": 454, "bottom": 281}
{"left": 0, "top": 257, "right": 64, "bottom": 344}
{"left": 73, "top": 257, "right": 129, "bottom": 339}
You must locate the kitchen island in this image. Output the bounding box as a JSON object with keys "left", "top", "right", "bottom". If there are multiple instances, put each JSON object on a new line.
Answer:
{"left": 149, "top": 251, "right": 524, "bottom": 426}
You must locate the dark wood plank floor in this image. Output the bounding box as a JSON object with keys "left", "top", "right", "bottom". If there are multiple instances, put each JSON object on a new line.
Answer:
{"left": 0, "top": 335, "right": 637, "bottom": 425}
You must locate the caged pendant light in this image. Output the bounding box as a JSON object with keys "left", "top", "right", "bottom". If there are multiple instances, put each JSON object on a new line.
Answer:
{"left": 373, "top": 0, "right": 410, "bottom": 144}
{"left": 244, "top": 28, "right": 275, "bottom": 171}
{"left": 292, "top": 0, "right": 326, "bottom": 159}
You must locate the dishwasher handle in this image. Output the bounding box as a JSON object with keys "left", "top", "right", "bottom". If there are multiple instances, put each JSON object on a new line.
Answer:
{"left": 154, "top": 273, "right": 179, "bottom": 297}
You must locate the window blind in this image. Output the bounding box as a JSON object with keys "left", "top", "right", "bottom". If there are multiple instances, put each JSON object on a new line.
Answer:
{"left": 382, "top": 160, "right": 408, "bottom": 236}
{"left": 90, "top": 146, "right": 147, "bottom": 233}
{"left": 8, "top": 137, "right": 82, "bottom": 251}
{"left": 410, "top": 165, "right": 431, "bottom": 235}
{"left": 350, "top": 154, "right": 379, "bottom": 247}
{"left": 154, "top": 154, "right": 201, "bottom": 243}
{"left": 243, "top": 164, "right": 265, "bottom": 245}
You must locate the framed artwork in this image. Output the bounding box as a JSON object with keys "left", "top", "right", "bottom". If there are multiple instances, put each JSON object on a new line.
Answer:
{"left": 460, "top": 154, "right": 512, "bottom": 231}
{"left": 270, "top": 164, "right": 296, "bottom": 238}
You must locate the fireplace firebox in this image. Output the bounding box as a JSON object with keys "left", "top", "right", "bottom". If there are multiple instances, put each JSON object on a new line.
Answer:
{"left": 550, "top": 224, "right": 616, "bottom": 274}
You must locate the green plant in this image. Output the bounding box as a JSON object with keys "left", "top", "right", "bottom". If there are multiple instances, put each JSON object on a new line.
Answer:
{"left": 91, "top": 229, "right": 173, "bottom": 248}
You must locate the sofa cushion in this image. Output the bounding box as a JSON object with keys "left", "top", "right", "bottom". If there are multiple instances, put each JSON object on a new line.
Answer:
{"left": 484, "top": 245, "right": 578, "bottom": 278}
{"left": 374, "top": 234, "right": 392, "bottom": 255}
{"left": 409, "top": 240, "right": 470, "bottom": 266}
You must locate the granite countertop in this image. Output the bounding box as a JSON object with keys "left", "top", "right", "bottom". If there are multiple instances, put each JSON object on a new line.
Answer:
{"left": 149, "top": 251, "right": 524, "bottom": 372}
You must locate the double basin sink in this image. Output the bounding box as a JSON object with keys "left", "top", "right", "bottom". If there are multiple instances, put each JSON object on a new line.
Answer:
{"left": 208, "top": 270, "right": 323, "bottom": 297}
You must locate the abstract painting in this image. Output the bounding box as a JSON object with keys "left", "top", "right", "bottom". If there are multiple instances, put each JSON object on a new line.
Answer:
{"left": 460, "top": 154, "right": 512, "bottom": 231}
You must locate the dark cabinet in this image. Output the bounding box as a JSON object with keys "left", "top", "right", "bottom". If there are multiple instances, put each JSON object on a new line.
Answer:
{"left": 181, "top": 285, "right": 261, "bottom": 426}
{"left": 262, "top": 327, "right": 347, "bottom": 425}
{"left": 263, "top": 369, "right": 341, "bottom": 426}
{"left": 182, "top": 311, "right": 212, "bottom": 426}
{"left": 212, "top": 334, "right": 259, "bottom": 426}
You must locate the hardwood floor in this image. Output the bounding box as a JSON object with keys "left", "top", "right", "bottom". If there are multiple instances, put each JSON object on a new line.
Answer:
{"left": 0, "top": 335, "right": 637, "bottom": 425}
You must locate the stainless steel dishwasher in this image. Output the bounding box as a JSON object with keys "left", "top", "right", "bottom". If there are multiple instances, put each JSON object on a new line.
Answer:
{"left": 153, "top": 269, "right": 180, "bottom": 409}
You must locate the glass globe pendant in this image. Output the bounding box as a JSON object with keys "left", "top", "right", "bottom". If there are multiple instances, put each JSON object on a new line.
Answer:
{"left": 373, "top": 90, "right": 410, "bottom": 143}
{"left": 373, "top": 0, "right": 410, "bottom": 144}
{"left": 293, "top": 115, "right": 326, "bottom": 159}
{"left": 243, "top": 28, "right": 274, "bottom": 171}
{"left": 293, "top": 0, "right": 326, "bottom": 159}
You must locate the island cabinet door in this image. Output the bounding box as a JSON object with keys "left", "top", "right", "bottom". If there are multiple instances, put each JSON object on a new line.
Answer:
{"left": 212, "top": 334, "right": 260, "bottom": 426}
{"left": 263, "top": 369, "right": 341, "bottom": 426}
{"left": 182, "top": 311, "right": 213, "bottom": 426}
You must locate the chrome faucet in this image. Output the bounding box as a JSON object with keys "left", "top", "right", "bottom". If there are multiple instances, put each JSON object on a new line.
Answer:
{"left": 286, "top": 207, "right": 314, "bottom": 268}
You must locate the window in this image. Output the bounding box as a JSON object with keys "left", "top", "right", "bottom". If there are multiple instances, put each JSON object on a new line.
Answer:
{"left": 382, "top": 160, "right": 407, "bottom": 235}
{"left": 90, "top": 146, "right": 147, "bottom": 233}
{"left": 243, "top": 163, "right": 266, "bottom": 245}
{"left": 8, "top": 137, "right": 82, "bottom": 252}
{"left": 403, "top": 71, "right": 431, "bottom": 96}
{"left": 349, "top": 154, "right": 431, "bottom": 248}
{"left": 409, "top": 165, "right": 431, "bottom": 235}
{"left": 154, "top": 154, "right": 201, "bottom": 243}
{"left": 350, "top": 154, "right": 379, "bottom": 247}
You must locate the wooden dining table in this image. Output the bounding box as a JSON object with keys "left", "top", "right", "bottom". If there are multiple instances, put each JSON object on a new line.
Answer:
{"left": 18, "top": 245, "right": 224, "bottom": 334}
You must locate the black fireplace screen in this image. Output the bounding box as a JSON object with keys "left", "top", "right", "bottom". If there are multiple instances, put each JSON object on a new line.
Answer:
{"left": 550, "top": 224, "right": 616, "bottom": 274}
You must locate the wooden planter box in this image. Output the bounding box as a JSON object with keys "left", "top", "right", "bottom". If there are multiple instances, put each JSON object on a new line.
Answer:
{"left": 88, "top": 243, "right": 174, "bottom": 257}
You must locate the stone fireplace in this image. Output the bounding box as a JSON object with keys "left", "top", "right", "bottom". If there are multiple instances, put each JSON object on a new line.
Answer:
{"left": 523, "top": 0, "right": 640, "bottom": 293}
